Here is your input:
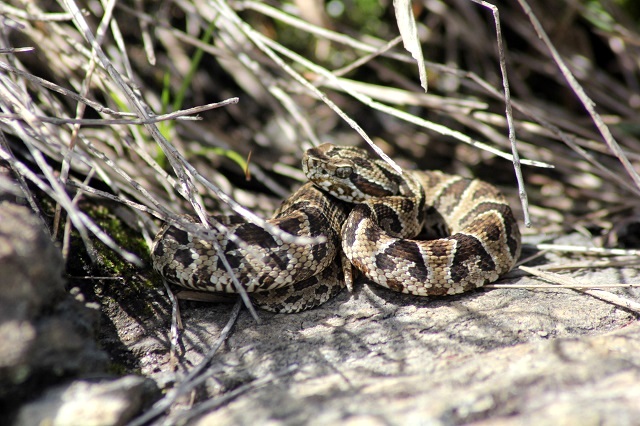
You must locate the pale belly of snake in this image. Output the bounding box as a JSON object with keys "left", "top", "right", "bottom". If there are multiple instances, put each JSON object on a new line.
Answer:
{"left": 151, "top": 144, "right": 521, "bottom": 313}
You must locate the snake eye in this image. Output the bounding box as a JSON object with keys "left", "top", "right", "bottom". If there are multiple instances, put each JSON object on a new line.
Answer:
{"left": 335, "top": 166, "right": 353, "bottom": 179}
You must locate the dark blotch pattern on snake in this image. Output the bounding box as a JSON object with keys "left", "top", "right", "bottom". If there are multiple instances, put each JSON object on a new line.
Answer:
{"left": 151, "top": 143, "right": 521, "bottom": 312}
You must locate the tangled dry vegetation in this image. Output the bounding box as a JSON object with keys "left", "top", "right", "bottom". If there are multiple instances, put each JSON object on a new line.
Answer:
{"left": 2, "top": 0, "right": 640, "bottom": 329}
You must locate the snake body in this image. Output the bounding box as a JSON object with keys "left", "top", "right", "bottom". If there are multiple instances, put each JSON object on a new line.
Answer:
{"left": 152, "top": 144, "right": 521, "bottom": 312}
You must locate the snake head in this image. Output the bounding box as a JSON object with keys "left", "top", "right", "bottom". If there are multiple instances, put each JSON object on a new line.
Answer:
{"left": 303, "top": 143, "right": 401, "bottom": 203}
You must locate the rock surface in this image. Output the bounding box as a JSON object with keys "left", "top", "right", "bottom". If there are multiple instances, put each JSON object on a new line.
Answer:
{"left": 194, "top": 322, "right": 640, "bottom": 425}
{"left": 14, "top": 376, "right": 153, "bottom": 426}
{"left": 0, "top": 202, "right": 107, "bottom": 402}
{"left": 0, "top": 202, "right": 154, "bottom": 425}
{"left": 109, "top": 241, "right": 639, "bottom": 425}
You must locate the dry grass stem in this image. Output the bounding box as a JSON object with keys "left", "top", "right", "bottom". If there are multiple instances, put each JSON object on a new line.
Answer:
{"left": 517, "top": 265, "right": 640, "bottom": 314}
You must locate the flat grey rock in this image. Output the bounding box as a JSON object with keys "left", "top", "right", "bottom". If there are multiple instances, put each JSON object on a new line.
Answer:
{"left": 14, "top": 376, "right": 152, "bottom": 426}
{"left": 0, "top": 202, "right": 110, "bottom": 420}
{"left": 116, "top": 238, "right": 639, "bottom": 424}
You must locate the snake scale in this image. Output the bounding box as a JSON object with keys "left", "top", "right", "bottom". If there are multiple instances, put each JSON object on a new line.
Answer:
{"left": 152, "top": 143, "right": 521, "bottom": 313}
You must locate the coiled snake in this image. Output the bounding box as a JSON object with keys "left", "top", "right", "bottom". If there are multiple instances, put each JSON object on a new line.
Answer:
{"left": 152, "top": 144, "right": 521, "bottom": 312}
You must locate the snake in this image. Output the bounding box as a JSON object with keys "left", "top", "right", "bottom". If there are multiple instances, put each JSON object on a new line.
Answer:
{"left": 151, "top": 143, "right": 521, "bottom": 313}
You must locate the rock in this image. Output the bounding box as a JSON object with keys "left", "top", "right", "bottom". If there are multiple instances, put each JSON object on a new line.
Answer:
{"left": 192, "top": 323, "right": 640, "bottom": 425}
{"left": 14, "top": 376, "right": 155, "bottom": 426}
{"left": 0, "top": 202, "right": 65, "bottom": 323}
{"left": 0, "top": 202, "right": 107, "bottom": 407}
{"left": 103, "top": 233, "right": 640, "bottom": 424}
{"left": 172, "top": 307, "right": 640, "bottom": 426}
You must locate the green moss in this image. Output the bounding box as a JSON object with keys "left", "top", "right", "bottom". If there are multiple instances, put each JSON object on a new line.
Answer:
{"left": 63, "top": 203, "right": 161, "bottom": 306}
